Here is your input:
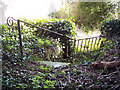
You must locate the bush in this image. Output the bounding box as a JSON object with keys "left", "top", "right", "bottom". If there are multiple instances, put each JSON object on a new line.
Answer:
{"left": 70, "top": 2, "right": 117, "bottom": 32}
{"left": 2, "top": 18, "right": 76, "bottom": 61}
{"left": 23, "top": 18, "right": 76, "bottom": 45}
{"left": 48, "top": 8, "right": 69, "bottom": 19}
{"left": 100, "top": 19, "right": 120, "bottom": 38}
{"left": 33, "top": 18, "right": 76, "bottom": 58}
{"left": 100, "top": 19, "right": 120, "bottom": 59}
{"left": 1, "top": 18, "right": 76, "bottom": 88}
{"left": 33, "top": 18, "right": 76, "bottom": 39}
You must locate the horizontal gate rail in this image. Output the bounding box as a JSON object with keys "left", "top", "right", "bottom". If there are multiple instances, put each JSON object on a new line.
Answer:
{"left": 19, "top": 20, "right": 66, "bottom": 37}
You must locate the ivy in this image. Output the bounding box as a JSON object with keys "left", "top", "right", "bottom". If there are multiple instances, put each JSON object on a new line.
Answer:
{"left": 2, "top": 17, "right": 120, "bottom": 89}
{"left": 100, "top": 19, "right": 120, "bottom": 39}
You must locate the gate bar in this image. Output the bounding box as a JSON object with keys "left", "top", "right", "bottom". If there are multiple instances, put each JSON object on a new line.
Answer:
{"left": 17, "top": 20, "right": 23, "bottom": 59}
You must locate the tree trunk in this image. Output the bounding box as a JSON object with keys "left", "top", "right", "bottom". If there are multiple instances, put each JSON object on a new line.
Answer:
{"left": 118, "top": 1, "right": 120, "bottom": 19}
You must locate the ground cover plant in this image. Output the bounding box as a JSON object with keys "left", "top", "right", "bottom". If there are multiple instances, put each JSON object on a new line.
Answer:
{"left": 2, "top": 18, "right": 120, "bottom": 89}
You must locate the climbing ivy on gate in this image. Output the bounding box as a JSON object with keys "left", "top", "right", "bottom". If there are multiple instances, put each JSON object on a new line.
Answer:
{"left": 22, "top": 18, "right": 76, "bottom": 58}
{"left": 23, "top": 18, "right": 76, "bottom": 38}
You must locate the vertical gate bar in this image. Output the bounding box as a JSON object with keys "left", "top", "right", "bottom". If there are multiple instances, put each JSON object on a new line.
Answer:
{"left": 84, "top": 39, "right": 87, "bottom": 52}
{"left": 80, "top": 39, "right": 83, "bottom": 52}
{"left": 17, "top": 20, "right": 23, "bottom": 59}
{"left": 73, "top": 39, "right": 76, "bottom": 54}
{"left": 100, "top": 37, "right": 105, "bottom": 48}
{"left": 77, "top": 40, "right": 79, "bottom": 52}
{"left": 87, "top": 38, "right": 90, "bottom": 52}
{"left": 90, "top": 38, "right": 94, "bottom": 51}
{"left": 97, "top": 37, "right": 101, "bottom": 49}
{"left": 63, "top": 36, "right": 67, "bottom": 59}
{"left": 93, "top": 37, "right": 97, "bottom": 50}
{"left": 67, "top": 38, "right": 71, "bottom": 58}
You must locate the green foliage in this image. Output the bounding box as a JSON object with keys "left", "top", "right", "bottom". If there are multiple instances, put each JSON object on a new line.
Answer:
{"left": 71, "top": 2, "right": 117, "bottom": 32}
{"left": 2, "top": 17, "right": 77, "bottom": 63}
{"left": 34, "top": 18, "right": 76, "bottom": 39}
{"left": 22, "top": 18, "right": 77, "bottom": 57}
{"left": 100, "top": 19, "right": 120, "bottom": 58}
{"left": 31, "top": 75, "right": 56, "bottom": 88}
{"left": 20, "top": 17, "right": 76, "bottom": 38}
{"left": 2, "top": 17, "right": 76, "bottom": 88}
{"left": 2, "top": 16, "right": 120, "bottom": 89}
{"left": 100, "top": 19, "right": 120, "bottom": 38}
{"left": 33, "top": 18, "right": 76, "bottom": 58}
{"left": 2, "top": 24, "right": 21, "bottom": 60}
{"left": 48, "top": 8, "right": 69, "bottom": 19}
{"left": 2, "top": 23, "right": 59, "bottom": 61}
{"left": 48, "top": 2, "right": 117, "bottom": 32}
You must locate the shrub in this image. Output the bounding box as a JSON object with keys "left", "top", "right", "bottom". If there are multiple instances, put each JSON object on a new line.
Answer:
{"left": 100, "top": 19, "right": 120, "bottom": 59}
{"left": 33, "top": 18, "right": 76, "bottom": 39}
{"left": 2, "top": 18, "right": 76, "bottom": 60}
{"left": 33, "top": 18, "right": 76, "bottom": 58}
{"left": 70, "top": 2, "right": 117, "bottom": 32}
{"left": 100, "top": 19, "right": 120, "bottom": 39}
{"left": 23, "top": 18, "right": 76, "bottom": 47}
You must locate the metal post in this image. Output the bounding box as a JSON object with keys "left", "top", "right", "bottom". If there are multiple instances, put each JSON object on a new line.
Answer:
{"left": 17, "top": 20, "right": 23, "bottom": 59}
{"left": 68, "top": 38, "right": 71, "bottom": 58}
{"left": 63, "top": 36, "right": 67, "bottom": 59}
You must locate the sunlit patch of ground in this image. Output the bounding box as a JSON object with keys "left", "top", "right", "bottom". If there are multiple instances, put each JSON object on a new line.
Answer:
{"left": 39, "top": 61, "right": 70, "bottom": 68}
{"left": 76, "top": 29, "right": 101, "bottom": 39}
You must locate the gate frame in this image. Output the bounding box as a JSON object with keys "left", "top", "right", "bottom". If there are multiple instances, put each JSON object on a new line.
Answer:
{"left": 7, "top": 17, "right": 71, "bottom": 59}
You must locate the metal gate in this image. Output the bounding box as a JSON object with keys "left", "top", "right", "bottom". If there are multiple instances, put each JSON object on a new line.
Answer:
{"left": 6, "top": 17, "right": 105, "bottom": 60}
{"left": 7, "top": 17, "right": 71, "bottom": 60}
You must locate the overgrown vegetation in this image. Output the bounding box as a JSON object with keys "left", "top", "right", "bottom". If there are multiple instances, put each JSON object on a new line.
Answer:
{"left": 49, "top": 2, "right": 117, "bottom": 32}
{"left": 71, "top": 2, "right": 117, "bottom": 32}
{"left": 100, "top": 19, "right": 120, "bottom": 58}
{"left": 100, "top": 19, "right": 120, "bottom": 38}
{"left": 2, "top": 17, "right": 120, "bottom": 89}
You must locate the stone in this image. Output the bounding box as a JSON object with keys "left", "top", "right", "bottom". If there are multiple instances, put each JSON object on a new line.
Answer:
{"left": 39, "top": 61, "right": 70, "bottom": 68}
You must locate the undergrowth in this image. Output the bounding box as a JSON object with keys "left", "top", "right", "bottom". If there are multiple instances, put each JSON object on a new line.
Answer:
{"left": 1, "top": 18, "right": 120, "bottom": 89}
